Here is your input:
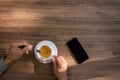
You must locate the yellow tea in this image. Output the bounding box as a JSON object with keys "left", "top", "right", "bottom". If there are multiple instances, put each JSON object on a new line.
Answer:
{"left": 39, "top": 45, "right": 51, "bottom": 58}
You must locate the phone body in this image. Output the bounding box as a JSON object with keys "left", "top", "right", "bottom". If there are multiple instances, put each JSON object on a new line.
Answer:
{"left": 66, "top": 37, "right": 89, "bottom": 64}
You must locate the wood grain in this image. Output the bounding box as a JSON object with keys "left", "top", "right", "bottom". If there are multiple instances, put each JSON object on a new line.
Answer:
{"left": 0, "top": 0, "right": 120, "bottom": 80}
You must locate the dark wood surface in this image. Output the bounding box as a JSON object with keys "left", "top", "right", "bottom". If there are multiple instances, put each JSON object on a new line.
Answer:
{"left": 0, "top": 0, "right": 120, "bottom": 80}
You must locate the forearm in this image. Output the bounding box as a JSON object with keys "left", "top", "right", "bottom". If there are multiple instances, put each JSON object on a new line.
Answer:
{"left": 4, "top": 55, "right": 14, "bottom": 65}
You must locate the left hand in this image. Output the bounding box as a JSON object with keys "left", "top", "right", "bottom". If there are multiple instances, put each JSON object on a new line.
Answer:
{"left": 4, "top": 41, "right": 33, "bottom": 64}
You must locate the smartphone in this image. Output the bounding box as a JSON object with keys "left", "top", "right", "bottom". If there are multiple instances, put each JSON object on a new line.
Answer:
{"left": 66, "top": 37, "right": 89, "bottom": 64}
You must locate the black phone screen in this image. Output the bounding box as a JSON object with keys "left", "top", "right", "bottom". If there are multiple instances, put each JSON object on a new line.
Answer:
{"left": 66, "top": 37, "right": 89, "bottom": 64}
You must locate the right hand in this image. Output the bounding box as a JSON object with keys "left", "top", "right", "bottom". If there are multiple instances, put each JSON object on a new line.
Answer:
{"left": 52, "top": 56, "right": 68, "bottom": 80}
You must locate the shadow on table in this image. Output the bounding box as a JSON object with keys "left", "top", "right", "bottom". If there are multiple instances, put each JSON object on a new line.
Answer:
{"left": 30, "top": 50, "right": 57, "bottom": 80}
{"left": 68, "top": 56, "right": 120, "bottom": 80}
{"left": 0, "top": 48, "right": 56, "bottom": 80}
{"left": 0, "top": 50, "right": 120, "bottom": 80}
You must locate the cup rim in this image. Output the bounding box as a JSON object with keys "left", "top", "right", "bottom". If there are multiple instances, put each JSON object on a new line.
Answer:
{"left": 34, "top": 40, "right": 58, "bottom": 63}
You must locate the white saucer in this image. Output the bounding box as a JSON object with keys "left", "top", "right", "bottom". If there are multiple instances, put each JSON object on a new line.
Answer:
{"left": 34, "top": 40, "right": 58, "bottom": 63}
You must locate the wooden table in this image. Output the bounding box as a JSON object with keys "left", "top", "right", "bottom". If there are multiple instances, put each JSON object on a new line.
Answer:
{"left": 0, "top": 0, "right": 120, "bottom": 80}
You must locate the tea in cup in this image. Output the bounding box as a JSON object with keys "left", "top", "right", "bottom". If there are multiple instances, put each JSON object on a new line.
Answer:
{"left": 39, "top": 45, "right": 51, "bottom": 58}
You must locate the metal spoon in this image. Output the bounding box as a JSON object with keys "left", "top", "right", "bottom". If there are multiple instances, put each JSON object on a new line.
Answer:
{"left": 37, "top": 50, "right": 41, "bottom": 53}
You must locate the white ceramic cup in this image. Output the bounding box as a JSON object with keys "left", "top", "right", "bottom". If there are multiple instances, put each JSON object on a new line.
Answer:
{"left": 34, "top": 40, "right": 58, "bottom": 63}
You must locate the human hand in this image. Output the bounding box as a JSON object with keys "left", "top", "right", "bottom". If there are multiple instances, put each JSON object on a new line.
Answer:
{"left": 4, "top": 41, "right": 33, "bottom": 65}
{"left": 52, "top": 56, "right": 68, "bottom": 80}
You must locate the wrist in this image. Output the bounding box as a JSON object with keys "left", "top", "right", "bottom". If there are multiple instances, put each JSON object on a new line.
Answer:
{"left": 4, "top": 56, "right": 14, "bottom": 65}
{"left": 58, "top": 76, "right": 68, "bottom": 80}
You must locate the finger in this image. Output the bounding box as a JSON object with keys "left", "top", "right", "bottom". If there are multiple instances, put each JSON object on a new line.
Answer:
{"left": 20, "top": 47, "right": 29, "bottom": 54}
{"left": 59, "top": 56, "right": 67, "bottom": 66}
{"left": 27, "top": 45, "right": 33, "bottom": 51}
{"left": 52, "top": 57, "right": 57, "bottom": 70}
{"left": 21, "top": 45, "right": 32, "bottom": 54}
{"left": 15, "top": 41, "right": 31, "bottom": 47}
{"left": 21, "top": 41, "right": 31, "bottom": 46}
{"left": 16, "top": 42, "right": 33, "bottom": 51}
{"left": 25, "top": 47, "right": 31, "bottom": 54}
{"left": 56, "top": 56, "right": 63, "bottom": 68}
{"left": 19, "top": 43, "right": 29, "bottom": 47}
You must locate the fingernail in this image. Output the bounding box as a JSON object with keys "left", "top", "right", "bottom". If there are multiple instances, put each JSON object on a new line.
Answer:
{"left": 52, "top": 57, "right": 55, "bottom": 62}
{"left": 52, "top": 56, "right": 54, "bottom": 60}
{"left": 26, "top": 51, "right": 29, "bottom": 54}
